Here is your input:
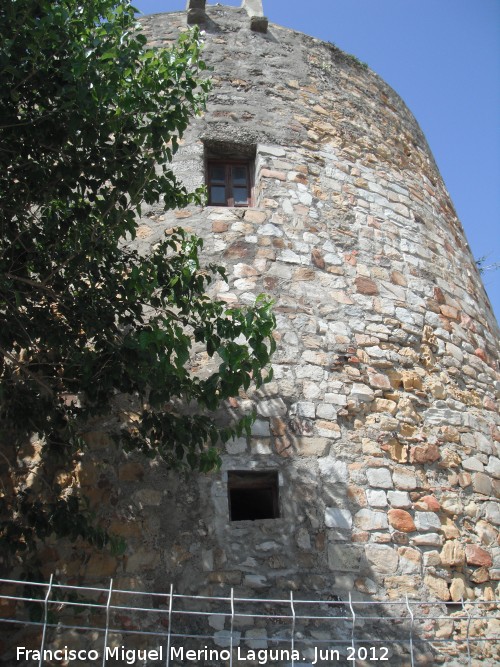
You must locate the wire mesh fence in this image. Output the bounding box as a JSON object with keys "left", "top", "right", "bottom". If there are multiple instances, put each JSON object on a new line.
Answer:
{"left": 1, "top": 576, "right": 499, "bottom": 666}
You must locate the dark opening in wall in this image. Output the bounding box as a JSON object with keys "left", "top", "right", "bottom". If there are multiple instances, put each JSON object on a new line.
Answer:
{"left": 228, "top": 470, "right": 279, "bottom": 521}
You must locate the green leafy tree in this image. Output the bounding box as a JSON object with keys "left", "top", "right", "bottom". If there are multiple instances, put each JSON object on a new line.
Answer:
{"left": 0, "top": 0, "right": 275, "bottom": 565}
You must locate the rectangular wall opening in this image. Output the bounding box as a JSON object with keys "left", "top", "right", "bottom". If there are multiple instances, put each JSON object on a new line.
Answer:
{"left": 228, "top": 470, "right": 279, "bottom": 521}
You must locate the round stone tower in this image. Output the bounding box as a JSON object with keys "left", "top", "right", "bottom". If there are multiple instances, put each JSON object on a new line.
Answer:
{"left": 125, "top": 0, "right": 500, "bottom": 656}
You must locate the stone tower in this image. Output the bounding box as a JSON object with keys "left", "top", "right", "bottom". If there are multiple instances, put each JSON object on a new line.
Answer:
{"left": 71, "top": 1, "right": 500, "bottom": 662}
{"left": 131, "top": 0, "right": 500, "bottom": 596}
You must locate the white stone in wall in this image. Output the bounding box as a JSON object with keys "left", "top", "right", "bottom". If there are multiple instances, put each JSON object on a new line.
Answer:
{"left": 354, "top": 509, "right": 389, "bottom": 531}
{"left": 245, "top": 628, "right": 268, "bottom": 649}
{"left": 414, "top": 512, "right": 442, "bottom": 532}
{"left": 462, "top": 457, "right": 485, "bottom": 472}
{"left": 318, "top": 457, "right": 348, "bottom": 483}
{"left": 366, "top": 467, "right": 393, "bottom": 489}
{"left": 350, "top": 383, "right": 375, "bottom": 402}
{"left": 208, "top": 614, "right": 225, "bottom": 631}
{"left": 316, "top": 404, "right": 338, "bottom": 420}
{"left": 258, "top": 144, "right": 286, "bottom": 157}
{"left": 387, "top": 491, "right": 412, "bottom": 508}
{"left": 484, "top": 502, "right": 500, "bottom": 526}
{"left": 324, "top": 393, "right": 347, "bottom": 406}
{"left": 412, "top": 534, "right": 443, "bottom": 547}
{"left": 290, "top": 401, "right": 315, "bottom": 418}
{"left": 486, "top": 456, "right": 500, "bottom": 478}
{"left": 462, "top": 432, "right": 494, "bottom": 456}
{"left": 393, "top": 468, "right": 417, "bottom": 491}
{"left": 325, "top": 508, "right": 353, "bottom": 529}
{"left": 256, "top": 398, "right": 287, "bottom": 417}
{"left": 366, "top": 489, "right": 388, "bottom": 508}
{"left": 258, "top": 223, "right": 283, "bottom": 237}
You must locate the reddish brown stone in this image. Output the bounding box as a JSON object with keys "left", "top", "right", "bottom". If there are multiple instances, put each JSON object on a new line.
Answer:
{"left": 440, "top": 304, "right": 459, "bottom": 320}
{"left": 212, "top": 220, "right": 229, "bottom": 232}
{"left": 344, "top": 251, "right": 358, "bottom": 266}
{"left": 174, "top": 210, "right": 192, "bottom": 219}
{"left": 274, "top": 436, "right": 292, "bottom": 457}
{"left": 354, "top": 276, "right": 378, "bottom": 295}
{"left": 388, "top": 509, "right": 416, "bottom": 533}
{"left": 261, "top": 168, "right": 286, "bottom": 181}
{"left": 311, "top": 248, "right": 325, "bottom": 269}
{"left": 391, "top": 270, "right": 407, "bottom": 286}
{"left": 474, "top": 348, "right": 487, "bottom": 363}
{"left": 465, "top": 545, "right": 492, "bottom": 567}
{"left": 419, "top": 495, "right": 441, "bottom": 512}
{"left": 410, "top": 444, "right": 440, "bottom": 464}
{"left": 223, "top": 241, "right": 253, "bottom": 259}
{"left": 433, "top": 287, "right": 446, "bottom": 304}
{"left": 270, "top": 417, "right": 287, "bottom": 436}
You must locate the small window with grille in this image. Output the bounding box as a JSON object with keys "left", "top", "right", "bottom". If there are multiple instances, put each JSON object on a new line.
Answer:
{"left": 228, "top": 470, "right": 280, "bottom": 521}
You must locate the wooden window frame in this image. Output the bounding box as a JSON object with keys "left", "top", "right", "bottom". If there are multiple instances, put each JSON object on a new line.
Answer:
{"left": 206, "top": 159, "right": 254, "bottom": 207}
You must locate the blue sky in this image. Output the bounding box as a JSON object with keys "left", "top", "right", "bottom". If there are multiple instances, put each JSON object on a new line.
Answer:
{"left": 133, "top": 1, "right": 500, "bottom": 322}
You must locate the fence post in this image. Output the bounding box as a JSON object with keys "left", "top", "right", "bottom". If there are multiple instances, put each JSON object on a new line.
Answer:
{"left": 290, "top": 591, "right": 296, "bottom": 667}
{"left": 38, "top": 574, "right": 54, "bottom": 667}
{"left": 101, "top": 579, "right": 113, "bottom": 667}
{"left": 462, "top": 598, "right": 472, "bottom": 667}
{"left": 405, "top": 595, "right": 415, "bottom": 667}
{"left": 165, "top": 584, "right": 174, "bottom": 667}
{"left": 348, "top": 591, "right": 356, "bottom": 663}
{"left": 229, "top": 588, "right": 235, "bottom": 667}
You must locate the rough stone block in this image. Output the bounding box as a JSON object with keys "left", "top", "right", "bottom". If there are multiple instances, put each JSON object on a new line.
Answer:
{"left": 350, "top": 383, "right": 375, "bottom": 402}
{"left": 242, "top": 0, "right": 264, "bottom": 15}
{"left": 366, "top": 467, "right": 393, "bottom": 489}
{"left": 318, "top": 457, "right": 348, "bottom": 482}
{"left": 296, "top": 437, "right": 329, "bottom": 456}
{"left": 472, "top": 472, "right": 493, "bottom": 496}
{"left": 354, "top": 508, "right": 389, "bottom": 531}
{"left": 412, "top": 533, "right": 443, "bottom": 547}
{"left": 414, "top": 512, "right": 442, "bottom": 532}
{"left": 250, "top": 15, "right": 269, "bottom": 33}
{"left": 465, "top": 544, "right": 493, "bottom": 567}
{"left": 388, "top": 509, "right": 416, "bottom": 533}
{"left": 325, "top": 508, "right": 353, "bottom": 530}
{"left": 440, "top": 540, "right": 465, "bottom": 567}
{"left": 366, "top": 489, "right": 387, "bottom": 508}
{"left": 424, "top": 574, "right": 450, "bottom": 601}
{"left": 257, "top": 398, "right": 287, "bottom": 417}
{"left": 364, "top": 544, "right": 399, "bottom": 575}
{"left": 327, "top": 544, "right": 362, "bottom": 572}
{"left": 393, "top": 468, "right": 417, "bottom": 491}
{"left": 388, "top": 490, "right": 412, "bottom": 508}
{"left": 186, "top": 8, "right": 206, "bottom": 25}
{"left": 398, "top": 546, "right": 421, "bottom": 574}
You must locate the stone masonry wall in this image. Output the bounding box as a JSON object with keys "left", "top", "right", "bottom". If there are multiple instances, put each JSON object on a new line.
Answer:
{"left": 8, "top": 5, "right": 499, "bottom": 665}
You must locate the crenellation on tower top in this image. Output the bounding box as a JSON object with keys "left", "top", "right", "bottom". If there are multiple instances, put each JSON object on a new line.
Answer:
{"left": 242, "top": 0, "right": 268, "bottom": 32}
{"left": 242, "top": 0, "right": 264, "bottom": 17}
{"left": 186, "top": 0, "right": 206, "bottom": 25}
